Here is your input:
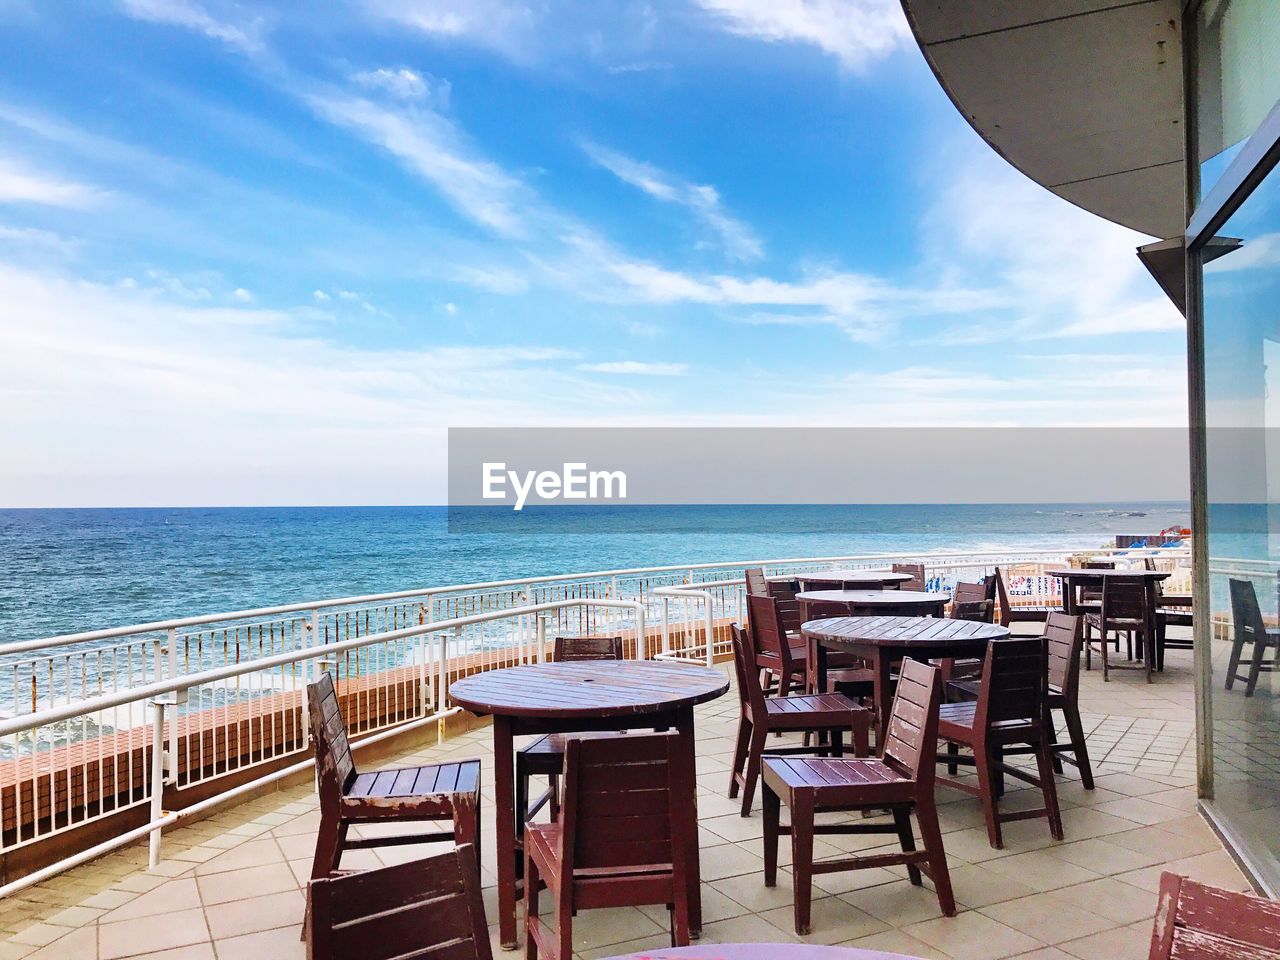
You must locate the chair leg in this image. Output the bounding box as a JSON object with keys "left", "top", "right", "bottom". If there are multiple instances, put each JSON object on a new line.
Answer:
{"left": 1246, "top": 634, "right": 1268, "bottom": 696}
{"left": 789, "top": 795, "right": 815, "bottom": 936}
{"left": 1083, "top": 621, "right": 1093, "bottom": 671}
{"left": 1035, "top": 737, "right": 1064, "bottom": 841}
{"left": 524, "top": 849, "right": 540, "bottom": 960}
{"left": 1061, "top": 702, "right": 1094, "bottom": 790}
{"left": 1225, "top": 634, "right": 1245, "bottom": 690}
{"left": 1045, "top": 708, "right": 1063, "bottom": 775}
{"left": 739, "top": 726, "right": 769, "bottom": 817}
{"left": 670, "top": 877, "right": 690, "bottom": 948}
{"left": 945, "top": 741, "right": 959, "bottom": 776}
{"left": 762, "top": 783, "right": 780, "bottom": 887}
{"left": 914, "top": 798, "right": 956, "bottom": 917}
{"left": 554, "top": 875, "right": 574, "bottom": 960}
{"left": 454, "top": 796, "right": 482, "bottom": 874}
{"left": 893, "top": 808, "right": 921, "bottom": 886}
{"left": 974, "top": 743, "right": 1003, "bottom": 849}
{"left": 728, "top": 716, "right": 751, "bottom": 798}
{"left": 311, "top": 813, "right": 346, "bottom": 881}
{"left": 1101, "top": 630, "right": 1110, "bottom": 682}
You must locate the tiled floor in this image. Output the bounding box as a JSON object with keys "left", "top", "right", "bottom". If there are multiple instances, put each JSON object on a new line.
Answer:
{"left": 0, "top": 635, "right": 1252, "bottom": 960}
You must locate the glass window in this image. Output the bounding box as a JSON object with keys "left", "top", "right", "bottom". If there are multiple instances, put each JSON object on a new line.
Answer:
{"left": 1196, "top": 0, "right": 1280, "bottom": 197}
{"left": 1201, "top": 152, "right": 1280, "bottom": 892}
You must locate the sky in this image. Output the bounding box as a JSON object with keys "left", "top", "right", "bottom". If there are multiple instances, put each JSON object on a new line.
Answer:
{"left": 0, "top": 0, "right": 1189, "bottom": 507}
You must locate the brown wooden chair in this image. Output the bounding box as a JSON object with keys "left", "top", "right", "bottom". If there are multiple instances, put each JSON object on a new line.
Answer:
{"left": 761, "top": 658, "right": 955, "bottom": 935}
{"left": 1084, "top": 576, "right": 1153, "bottom": 681}
{"left": 936, "top": 636, "right": 1063, "bottom": 849}
{"left": 953, "top": 614, "right": 1094, "bottom": 790}
{"left": 306, "top": 672, "right": 481, "bottom": 887}
{"left": 516, "top": 637, "right": 624, "bottom": 835}
{"left": 728, "top": 625, "right": 871, "bottom": 816}
{"left": 1149, "top": 871, "right": 1280, "bottom": 959}
{"left": 993, "top": 567, "right": 1059, "bottom": 631}
{"left": 800, "top": 601, "right": 875, "bottom": 702}
{"left": 307, "top": 843, "right": 491, "bottom": 960}
{"left": 747, "top": 592, "right": 807, "bottom": 696}
{"left": 745, "top": 566, "right": 770, "bottom": 595}
{"left": 951, "top": 581, "right": 994, "bottom": 624}
{"left": 524, "top": 733, "right": 693, "bottom": 960}
{"left": 893, "top": 562, "right": 926, "bottom": 591}
{"left": 1226, "top": 578, "right": 1280, "bottom": 697}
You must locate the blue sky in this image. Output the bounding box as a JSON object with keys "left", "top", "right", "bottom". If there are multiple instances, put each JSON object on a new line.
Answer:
{"left": 0, "top": 1, "right": 1187, "bottom": 506}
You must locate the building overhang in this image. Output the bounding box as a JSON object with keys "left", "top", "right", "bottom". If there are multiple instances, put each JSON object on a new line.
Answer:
{"left": 900, "top": 1, "right": 1186, "bottom": 242}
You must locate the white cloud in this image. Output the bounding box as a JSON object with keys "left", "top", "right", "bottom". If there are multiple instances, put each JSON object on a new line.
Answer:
{"left": 452, "top": 264, "right": 529, "bottom": 294}
{"left": 118, "top": 0, "right": 262, "bottom": 52}
{"left": 694, "top": 0, "right": 910, "bottom": 72}
{"left": 232, "top": 287, "right": 253, "bottom": 302}
{"left": 363, "top": 0, "right": 539, "bottom": 61}
{"left": 578, "top": 361, "right": 689, "bottom": 376}
{"left": 582, "top": 141, "right": 762, "bottom": 261}
{"left": 352, "top": 67, "right": 451, "bottom": 106}
{"left": 1204, "top": 233, "right": 1280, "bottom": 274}
{"left": 306, "top": 93, "right": 527, "bottom": 236}
{"left": 0, "top": 158, "right": 102, "bottom": 208}
{"left": 312, "top": 289, "right": 330, "bottom": 301}
{"left": 444, "top": 301, "right": 457, "bottom": 314}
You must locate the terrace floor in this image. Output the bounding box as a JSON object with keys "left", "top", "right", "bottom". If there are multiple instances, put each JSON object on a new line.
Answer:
{"left": 0, "top": 630, "right": 1252, "bottom": 960}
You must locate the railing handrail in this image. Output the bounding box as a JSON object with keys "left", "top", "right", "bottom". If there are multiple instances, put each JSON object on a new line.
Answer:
{"left": 0, "top": 597, "right": 645, "bottom": 740}
{"left": 2, "top": 545, "right": 1190, "bottom": 656}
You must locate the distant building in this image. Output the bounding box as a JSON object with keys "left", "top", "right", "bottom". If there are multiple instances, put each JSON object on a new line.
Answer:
{"left": 900, "top": 0, "right": 1280, "bottom": 893}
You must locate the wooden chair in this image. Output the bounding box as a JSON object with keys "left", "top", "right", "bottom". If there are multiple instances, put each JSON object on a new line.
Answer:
{"left": 1226, "top": 579, "right": 1280, "bottom": 697}
{"left": 953, "top": 614, "right": 1094, "bottom": 790}
{"left": 745, "top": 566, "right": 770, "bottom": 595}
{"left": 893, "top": 562, "right": 926, "bottom": 591}
{"left": 1150, "top": 871, "right": 1280, "bottom": 959}
{"left": 951, "top": 581, "right": 994, "bottom": 623}
{"left": 1073, "top": 560, "right": 1114, "bottom": 615}
{"left": 306, "top": 672, "right": 481, "bottom": 886}
{"left": 800, "top": 601, "right": 875, "bottom": 702}
{"left": 1084, "top": 577, "right": 1153, "bottom": 681}
{"left": 1153, "top": 573, "right": 1192, "bottom": 670}
{"left": 747, "top": 592, "right": 807, "bottom": 697}
{"left": 993, "top": 567, "right": 1059, "bottom": 631}
{"left": 761, "top": 659, "right": 955, "bottom": 935}
{"left": 728, "top": 625, "right": 871, "bottom": 816}
{"left": 306, "top": 843, "right": 491, "bottom": 960}
{"left": 936, "top": 636, "right": 1063, "bottom": 849}
{"left": 524, "top": 734, "right": 693, "bottom": 960}
{"left": 516, "top": 637, "right": 624, "bottom": 836}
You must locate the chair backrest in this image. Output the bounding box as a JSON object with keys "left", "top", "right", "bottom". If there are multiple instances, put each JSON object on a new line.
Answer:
{"left": 1100, "top": 576, "right": 1148, "bottom": 624}
{"left": 307, "top": 671, "right": 355, "bottom": 810}
{"left": 307, "top": 843, "right": 492, "bottom": 960}
{"left": 560, "top": 732, "right": 686, "bottom": 874}
{"left": 1143, "top": 557, "right": 1157, "bottom": 572}
{"left": 1150, "top": 871, "right": 1280, "bottom": 960}
{"left": 953, "top": 581, "right": 986, "bottom": 604}
{"left": 981, "top": 574, "right": 998, "bottom": 603}
{"left": 881, "top": 658, "right": 942, "bottom": 784}
{"left": 951, "top": 599, "right": 994, "bottom": 623}
{"left": 763, "top": 578, "right": 805, "bottom": 634}
{"left": 1044, "top": 613, "right": 1083, "bottom": 695}
{"left": 745, "top": 567, "right": 769, "bottom": 595}
{"left": 892, "top": 563, "right": 926, "bottom": 591}
{"left": 553, "top": 635, "right": 624, "bottom": 662}
{"left": 1084, "top": 559, "right": 1116, "bottom": 569}
{"left": 975, "top": 636, "right": 1047, "bottom": 728}
{"left": 804, "top": 599, "right": 851, "bottom": 621}
{"left": 730, "top": 624, "right": 767, "bottom": 716}
{"left": 993, "top": 567, "right": 1015, "bottom": 620}
{"left": 747, "top": 592, "right": 791, "bottom": 659}
{"left": 1230, "top": 578, "right": 1268, "bottom": 645}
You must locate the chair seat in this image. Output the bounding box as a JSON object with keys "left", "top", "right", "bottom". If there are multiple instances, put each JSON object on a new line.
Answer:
{"left": 343, "top": 760, "right": 480, "bottom": 815}
{"left": 937, "top": 703, "right": 1034, "bottom": 744}
{"left": 763, "top": 693, "right": 864, "bottom": 729}
{"left": 762, "top": 756, "right": 914, "bottom": 805}
{"left": 517, "top": 732, "right": 626, "bottom": 776}
{"left": 1084, "top": 613, "right": 1145, "bottom": 629}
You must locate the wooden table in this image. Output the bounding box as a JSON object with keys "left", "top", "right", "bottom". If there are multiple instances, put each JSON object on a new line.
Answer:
{"left": 797, "top": 589, "right": 949, "bottom": 618}
{"left": 803, "top": 616, "right": 1007, "bottom": 742}
{"left": 449, "top": 661, "right": 729, "bottom": 949}
{"left": 770, "top": 570, "right": 915, "bottom": 590}
{"left": 603, "top": 944, "right": 926, "bottom": 960}
{"left": 1046, "top": 568, "right": 1172, "bottom": 674}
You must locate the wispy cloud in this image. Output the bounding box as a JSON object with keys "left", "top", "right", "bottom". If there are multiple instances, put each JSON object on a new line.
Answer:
{"left": 351, "top": 66, "right": 449, "bottom": 105}
{"left": 582, "top": 141, "right": 762, "bottom": 261}
{"left": 0, "top": 158, "right": 103, "bottom": 208}
{"left": 694, "top": 0, "right": 910, "bottom": 72}
{"left": 578, "top": 360, "right": 689, "bottom": 376}
{"left": 118, "top": 0, "right": 263, "bottom": 52}
{"left": 362, "top": 0, "right": 540, "bottom": 62}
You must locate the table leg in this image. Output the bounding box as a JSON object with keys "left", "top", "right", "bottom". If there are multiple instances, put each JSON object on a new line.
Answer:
{"left": 873, "top": 649, "right": 893, "bottom": 747}
{"left": 676, "top": 705, "right": 702, "bottom": 939}
{"left": 492, "top": 714, "right": 518, "bottom": 950}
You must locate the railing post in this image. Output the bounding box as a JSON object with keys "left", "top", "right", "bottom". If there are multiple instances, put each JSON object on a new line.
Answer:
{"left": 165, "top": 629, "right": 180, "bottom": 784}
{"left": 705, "top": 598, "right": 715, "bottom": 668}
{"left": 147, "top": 696, "right": 176, "bottom": 869}
{"left": 661, "top": 597, "right": 671, "bottom": 659}
{"left": 418, "top": 602, "right": 431, "bottom": 715}
{"left": 536, "top": 616, "right": 547, "bottom": 663}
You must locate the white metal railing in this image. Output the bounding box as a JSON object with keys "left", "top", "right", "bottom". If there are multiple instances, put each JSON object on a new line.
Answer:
{"left": 0, "top": 597, "right": 644, "bottom": 899}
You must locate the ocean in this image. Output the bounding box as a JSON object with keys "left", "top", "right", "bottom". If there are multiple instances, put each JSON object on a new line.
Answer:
{"left": 0, "top": 502, "right": 1191, "bottom": 642}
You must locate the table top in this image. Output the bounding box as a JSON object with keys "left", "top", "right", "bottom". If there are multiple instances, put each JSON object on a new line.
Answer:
{"left": 603, "top": 944, "right": 924, "bottom": 960}
{"left": 797, "top": 589, "right": 950, "bottom": 606}
{"left": 802, "top": 615, "right": 1007, "bottom": 649}
{"left": 449, "top": 660, "right": 729, "bottom": 718}
{"left": 769, "top": 570, "right": 914, "bottom": 586}
{"left": 1046, "top": 568, "right": 1171, "bottom": 580}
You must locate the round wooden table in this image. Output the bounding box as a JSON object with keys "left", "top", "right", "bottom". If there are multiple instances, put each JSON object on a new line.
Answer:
{"left": 604, "top": 944, "right": 925, "bottom": 960}
{"left": 771, "top": 570, "right": 914, "bottom": 589}
{"left": 797, "top": 589, "right": 950, "bottom": 618}
{"left": 803, "top": 615, "right": 1007, "bottom": 742}
{"left": 1046, "top": 568, "right": 1172, "bottom": 675}
{"left": 450, "top": 661, "right": 729, "bottom": 948}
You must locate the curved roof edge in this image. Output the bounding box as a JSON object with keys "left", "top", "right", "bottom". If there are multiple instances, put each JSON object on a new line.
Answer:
{"left": 900, "top": 0, "right": 1186, "bottom": 240}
